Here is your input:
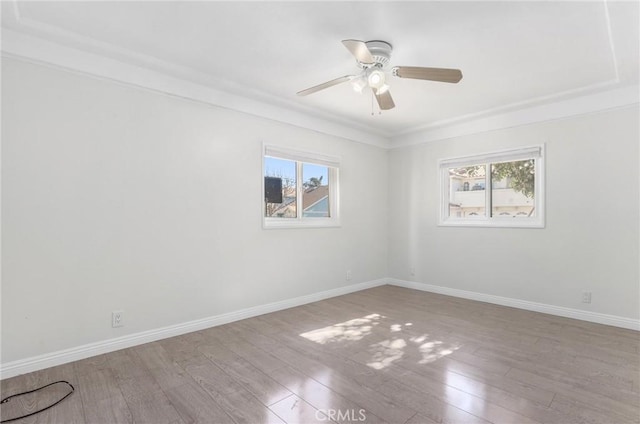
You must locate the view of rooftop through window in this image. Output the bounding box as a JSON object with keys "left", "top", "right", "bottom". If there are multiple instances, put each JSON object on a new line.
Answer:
{"left": 265, "top": 157, "right": 297, "bottom": 218}
{"left": 302, "top": 163, "right": 330, "bottom": 218}
{"left": 264, "top": 157, "right": 330, "bottom": 218}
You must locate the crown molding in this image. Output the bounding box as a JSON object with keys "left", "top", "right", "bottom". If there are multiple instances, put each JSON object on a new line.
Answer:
{"left": 390, "top": 83, "right": 639, "bottom": 148}
{"left": 1, "top": 28, "right": 391, "bottom": 149}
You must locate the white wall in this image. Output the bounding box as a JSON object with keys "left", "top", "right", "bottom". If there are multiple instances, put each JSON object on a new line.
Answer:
{"left": 388, "top": 106, "right": 640, "bottom": 320}
{"left": 1, "top": 58, "right": 389, "bottom": 363}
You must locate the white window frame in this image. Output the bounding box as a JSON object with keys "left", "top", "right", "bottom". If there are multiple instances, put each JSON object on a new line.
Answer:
{"left": 263, "top": 144, "right": 340, "bottom": 229}
{"left": 438, "top": 145, "right": 545, "bottom": 228}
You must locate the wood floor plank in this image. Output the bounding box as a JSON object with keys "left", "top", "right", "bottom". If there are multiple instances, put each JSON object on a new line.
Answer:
{"left": 34, "top": 388, "right": 85, "bottom": 424}
{"left": 393, "top": 368, "right": 574, "bottom": 424}
{"left": 482, "top": 346, "right": 640, "bottom": 409}
{"left": 404, "top": 412, "right": 439, "bottom": 424}
{"left": 273, "top": 332, "right": 392, "bottom": 388}
{"left": 535, "top": 336, "right": 640, "bottom": 372}
{"left": 197, "top": 337, "right": 292, "bottom": 406}
{"left": 106, "top": 347, "right": 152, "bottom": 381}
{"left": 221, "top": 357, "right": 292, "bottom": 406}
{"left": 211, "top": 387, "right": 286, "bottom": 424}
{"left": 163, "top": 380, "right": 236, "bottom": 424}
{"left": 82, "top": 396, "right": 132, "bottom": 424}
{"left": 392, "top": 361, "right": 564, "bottom": 420}
{"left": 410, "top": 359, "right": 554, "bottom": 406}
{"left": 222, "top": 337, "right": 289, "bottom": 374}
{"left": 475, "top": 343, "right": 636, "bottom": 390}
{"left": 133, "top": 342, "right": 192, "bottom": 391}
{"left": 76, "top": 370, "right": 132, "bottom": 424}
{"left": 268, "top": 344, "right": 416, "bottom": 424}
{"left": 75, "top": 369, "right": 123, "bottom": 407}
{"left": 506, "top": 367, "right": 640, "bottom": 420}
{"left": 181, "top": 356, "right": 285, "bottom": 424}
{"left": 117, "top": 375, "right": 184, "bottom": 424}
{"left": 268, "top": 394, "right": 334, "bottom": 424}
{"left": 158, "top": 334, "right": 203, "bottom": 363}
{"left": 265, "top": 366, "right": 386, "bottom": 424}
{"left": 72, "top": 354, "right": 111, "bottom": 377}
{"left": 376, "top": 379, "right": 489, "bottom": 424}
{"left": 198, "top": 326, "right": 286, "bottom": 372}
{"left": 550, "top": 393, "right": 638, "bottom": 424}
{"left": 179, "top": 355, "right": 246, "bottom": 396}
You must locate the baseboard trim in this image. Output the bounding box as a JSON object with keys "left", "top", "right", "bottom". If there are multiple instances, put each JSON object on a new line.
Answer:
{"left": 387, "top": 278, "right": 640, "bottom": 331}
{"left": 0, "top": 279, "right": 386, "bottom": 379}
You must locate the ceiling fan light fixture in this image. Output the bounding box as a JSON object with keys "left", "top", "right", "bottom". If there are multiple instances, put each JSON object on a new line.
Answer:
{"left": 376, "top": 83, "right": 390, "bottom": 95}
{"left": 351, "top": 77, "right": 367, "bottom": 93}
{"left": 367, "top": 68, "right": 386, "bottom": 89}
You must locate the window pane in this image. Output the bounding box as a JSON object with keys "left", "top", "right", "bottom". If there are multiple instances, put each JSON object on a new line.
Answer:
{"left": 302, "top": 163, "right": 330, "bottom": 218}
{"left": 449, "top": 165, "right": 486, "bottom": 218}
{"left": 491, "top": 159, "right": 535, "bottom": 218}
{"left": 264, "top": 157, "right": 296, "bottom": 218}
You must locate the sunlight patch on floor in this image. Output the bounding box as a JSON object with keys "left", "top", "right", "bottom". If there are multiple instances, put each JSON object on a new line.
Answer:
{"left": 367, "top": 338, "right": 407, "bottom": 370}
{"left": 366, "top": 330, "right": 461, "bottom": 370}
{"left": 299, "top": 313, "right": 383, "bottom": 344}
{"left": 414, "top": 336, "right": 461, "bottom": 364}
{"left": 299, "top": 315, "right": 460, "bottom": 370}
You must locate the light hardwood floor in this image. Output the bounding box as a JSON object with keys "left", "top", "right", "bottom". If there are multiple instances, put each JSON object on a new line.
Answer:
{"left": 2, "top": 285, "right": 639, "bottom": 423}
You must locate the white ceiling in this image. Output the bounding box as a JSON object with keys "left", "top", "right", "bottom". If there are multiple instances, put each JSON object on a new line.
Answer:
{"left": 2, "top": 1, "right": 639, "bottom": 146}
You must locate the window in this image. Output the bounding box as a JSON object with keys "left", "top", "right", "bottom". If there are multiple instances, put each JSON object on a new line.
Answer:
{"left": 263, "top": 145, "right": 339, "bottom": 228}
{"left": 439, "top": 145, "right": 544, "bottom": 228}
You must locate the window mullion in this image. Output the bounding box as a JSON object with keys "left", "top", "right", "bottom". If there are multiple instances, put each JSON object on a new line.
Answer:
{"left": 296, "top": 161, "right": 303, "bottom": 220}
{"left": 486, "top": 163, "right": 492, "bottom": 219}
{"left": 328, "top": 167, "right": 335, "bottom": 218}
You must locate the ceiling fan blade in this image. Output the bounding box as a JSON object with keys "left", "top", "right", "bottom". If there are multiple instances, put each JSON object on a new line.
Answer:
{"left": 393, "top": 66, "right": 463, "bottom": 83}
{"left": 296, "top": 75, "right": 353, "bottom": 96}
{"left": 374, "top": 89, "right": 395, "bottom": 110}
{"left": 342, "top": 39, "right": 375, "bottom": 64}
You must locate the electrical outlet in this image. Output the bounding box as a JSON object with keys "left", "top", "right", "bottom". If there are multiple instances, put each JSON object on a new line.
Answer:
{"left": 581, "top": 292, "right": 592, "bottom": 304}
{"left": 346, "top": 270, "right": 352, "bottom": 281}
{"left": 112, "top": 310, "right": 124, "bottom": 328}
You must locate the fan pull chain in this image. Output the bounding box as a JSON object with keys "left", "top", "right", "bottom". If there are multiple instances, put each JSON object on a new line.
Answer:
{"left": 371, "top": 90, "right": 374, "bottom": 116}
{"left": 371, "top": 90, "right": 382, "bottom": 116}
{"left": 370, "top": 90, "right": 382, "bottom": 116}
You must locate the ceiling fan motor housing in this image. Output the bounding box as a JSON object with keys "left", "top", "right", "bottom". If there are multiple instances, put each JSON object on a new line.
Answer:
{"left": 360, "top": 40, "right": 392, "bottom": 69}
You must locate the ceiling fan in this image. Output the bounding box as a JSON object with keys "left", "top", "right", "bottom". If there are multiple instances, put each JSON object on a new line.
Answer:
{"left": 297, "top": 39, "right": 463, "bottom": 111}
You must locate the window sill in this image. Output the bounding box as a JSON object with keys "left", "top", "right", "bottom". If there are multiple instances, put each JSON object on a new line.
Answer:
{"left": 263, "top": 218, "right": 341, "bottom": 230}
{"left": 438, "top": 218, "right": 544, "bottom": 229}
